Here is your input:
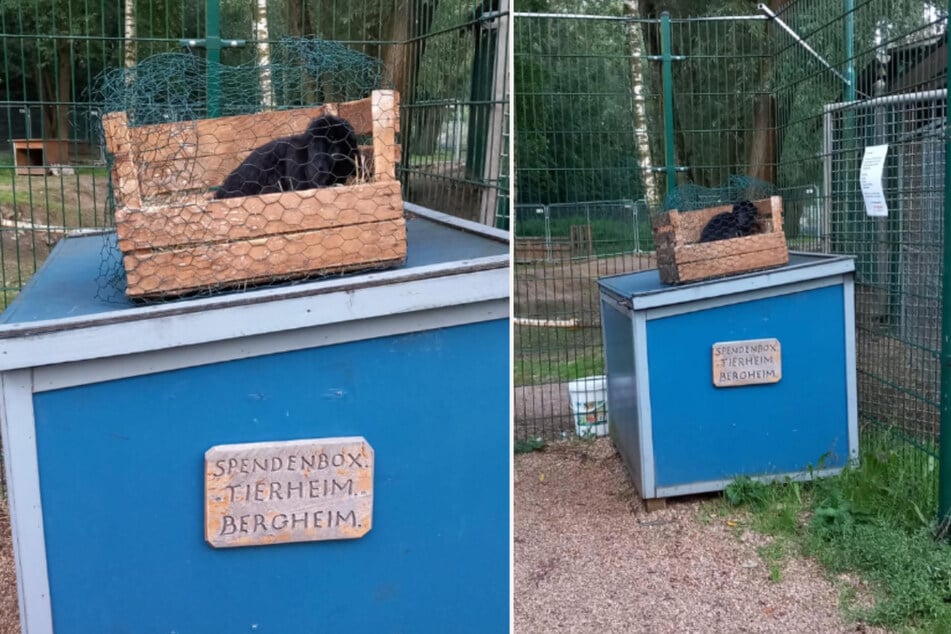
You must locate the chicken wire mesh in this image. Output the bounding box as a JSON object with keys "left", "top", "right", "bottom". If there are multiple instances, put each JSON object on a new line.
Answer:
{"left": 514, "top": 3, "right": 948, "bottom": 455}
{"left": 93, "top": 50, "right": 403, "bottom": 301}
{"left": 0, "top": 0, "right": 509, "bottom": 309}
{"left": 660, "top": 175, "right": 779, "bottom": 243}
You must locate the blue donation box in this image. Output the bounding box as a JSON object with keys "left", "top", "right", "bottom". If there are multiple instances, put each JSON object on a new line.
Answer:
{"left": 0, "top": 205, "right": 510, "bottom": 633}
{"left": 597, "top": 253, "right": 858, "bottom": 501}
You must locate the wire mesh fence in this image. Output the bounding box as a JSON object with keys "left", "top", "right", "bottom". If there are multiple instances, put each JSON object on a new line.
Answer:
{"left": 0, "top": 0, "right": 509, "bottom": 308}
{"left": 0, "top": 0, "right": 509, "bottom": 496}
{"left": 772, "top": 0, "right": 946, "bottom": 480}
{"left": 514, "top": 2, "right": 948, "bottom": 459}
{"left": 514, "top": 9, "right": 655, "bottom": 441}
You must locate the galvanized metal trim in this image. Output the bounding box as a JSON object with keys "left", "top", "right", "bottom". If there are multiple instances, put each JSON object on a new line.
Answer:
{"left": 633, "top": 311, "right": 656, "bottom": 498}
{"left": 843, "top": 278, "right": 860, "bottom": 460}
{"left": 0, "top": 266, "right": 510, "bottom": 373}
{"left": 0, "top": 252, "right": 509, "bottom": 340}
{"left": 654, "top": 467, "right": 846, "bottom": 499}
{"left": 404, "top": 202, "right": 510, "bottom": 243}
{"left": 642, "top": 275, "right": 847, "bottom": 321}
{"left": 33, "top": 299, "right": 508, "bottom": 393}
{"left": 823, "top": 88, "right": 946, "bottom": 113}
{"left": 621, "top": 255, "right": 855, "bottom": 312}
{"left": 512, "top": 12, "right": 766, "bottom": 23}
{"left": 1, "top": 369, "right": 53, "bottom": 634}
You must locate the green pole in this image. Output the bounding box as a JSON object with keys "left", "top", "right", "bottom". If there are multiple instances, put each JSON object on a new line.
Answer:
{"left": 840, "top": 0, "right": 856, "bottom": 258}
{"left": 205, "top": 0, "right": 222, "bottom": 118}
{"left": 937, "top": 0, "right": 951, "bottom": 528}
{"left": 660, "top": 12, "right": 676, "bottom": 193}
{"left": 844, "top": 0, "right": 855, "bottom": 102}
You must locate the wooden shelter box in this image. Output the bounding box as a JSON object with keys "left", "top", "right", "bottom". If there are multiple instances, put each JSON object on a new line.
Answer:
{"left": 103, "top": 90, "right": 406, "bottom": 299}
{"left": 652, "top": 196, "right": 789, "bottom": 285}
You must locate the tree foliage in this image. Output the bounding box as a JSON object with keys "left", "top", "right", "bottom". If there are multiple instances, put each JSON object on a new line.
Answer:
{"left": 514, "top": 1, "right": 643, "bottom": 205}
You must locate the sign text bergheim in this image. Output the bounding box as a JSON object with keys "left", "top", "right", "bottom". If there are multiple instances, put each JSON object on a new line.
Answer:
{"left": 712, "top": 338, "right": 782, "bottom": 387}
{"left": 205, "top": 436, "right": 374, "bottom": 548}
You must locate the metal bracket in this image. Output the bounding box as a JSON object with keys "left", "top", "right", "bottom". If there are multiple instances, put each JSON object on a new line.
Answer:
{"left": 758, "top": 3, "right": 868, "bottom": 98}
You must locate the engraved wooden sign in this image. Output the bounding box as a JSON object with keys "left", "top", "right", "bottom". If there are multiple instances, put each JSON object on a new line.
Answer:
{"left": 205, "top": 436, "right": 374, "bottom": 548}
{"left": 712, "top": 338, "right": 782, "bottom": 387}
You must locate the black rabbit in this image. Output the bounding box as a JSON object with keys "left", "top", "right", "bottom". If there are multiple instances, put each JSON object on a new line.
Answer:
{"left": 698, "top": 200, "right": 761, "bottom": 243}
{"left": 214, "top": 114, "right": 359, "bottom": 199}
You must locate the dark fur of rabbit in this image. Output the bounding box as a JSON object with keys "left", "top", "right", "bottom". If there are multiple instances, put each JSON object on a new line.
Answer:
{"left": 214, "top": 114, "right": 359, "bottom": 199}
{"left": 698, "top": 200, "right": 761, "bottom": 243}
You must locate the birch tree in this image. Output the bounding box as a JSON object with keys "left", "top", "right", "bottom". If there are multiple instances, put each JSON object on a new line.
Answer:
{"left": 253, "top": 0, "right": 272, "bottom": 108}
{"left": 124, "top": 0, "right": 136, "bottom": 68}
{"left": 623, "top": 0, "right": 660, "bottom": 209}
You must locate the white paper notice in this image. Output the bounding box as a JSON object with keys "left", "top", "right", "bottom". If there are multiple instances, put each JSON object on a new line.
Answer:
{"left": 860, "top": 144, "right": 889, "bottom": 217}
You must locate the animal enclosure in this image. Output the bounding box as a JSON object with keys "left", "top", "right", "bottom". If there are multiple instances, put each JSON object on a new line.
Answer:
{"left": 514, "top": 0, "right": 948, "bottom": 474}
{"left": 103, "top": 90, "right": 406, "bottom": 299}
{"left": 0, "top": 0, "right": 510, "bottom": 306}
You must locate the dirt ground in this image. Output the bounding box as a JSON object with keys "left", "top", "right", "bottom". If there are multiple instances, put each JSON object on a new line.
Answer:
{"left": 515, "top": 438, "right": 886, "bottom": 634}
{"left": 0, "top": 498, "right": 20, "bottom": 634}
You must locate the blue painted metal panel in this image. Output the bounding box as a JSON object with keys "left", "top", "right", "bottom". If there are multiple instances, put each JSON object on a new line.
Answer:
{"left": 601, "top": 299, "right": 642, "bottom": 493}
{"left": 598, "top": 252, "right": 849, "bottom": 301}
{"left": 1, "top": 215, "right": 508, "bottom": 325}
{"left": 645, "top": 286, "right": 850, "bottom": 486}
{"left": 32, "top": 320, "right": 509, "bottom": 633}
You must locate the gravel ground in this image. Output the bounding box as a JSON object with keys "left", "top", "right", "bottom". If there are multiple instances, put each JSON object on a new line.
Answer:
{"left": 514, "top": 438, "right": 887, "bottom": 634}
{"left": 0, "top": 498, "right": 20, "bottom": 634}
{"left": 1, "top": 439, "right": 889, "bottom": 634}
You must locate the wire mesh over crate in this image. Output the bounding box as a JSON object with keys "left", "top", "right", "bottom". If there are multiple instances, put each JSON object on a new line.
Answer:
{"left": 95, "top": 51, "right": 403, "bottom": 301}
{"left": 652, "top": 176, "right": 790, "bottom": 285}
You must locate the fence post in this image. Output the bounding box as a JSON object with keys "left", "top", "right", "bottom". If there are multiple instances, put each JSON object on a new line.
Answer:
{"left": 205, "top": 0, "right": 222, "bottom": 118}
{"left": 660, "top": 12, "right": 677, "bottom": 194}
{"left": 940, "top": 0, "right": 951, "bottom": 527}
{"left": 843, "top": 0, "right": 855, "bottom": 103}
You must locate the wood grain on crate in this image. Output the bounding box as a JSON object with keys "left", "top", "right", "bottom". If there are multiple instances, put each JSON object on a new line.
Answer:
{"left": 115, "top": 180, "right": 403, "bottom": 251}
{"left": 102, "top": 89, "right": 407, "bottom": 299}
{"left": 653, "top": 196, "right": 788, "bottom": 285}
{"left": 123, "top": 219, "right": 406, "bottom": 297}
{"left": 104, "top": 92, "right": 402, "bottom": 200}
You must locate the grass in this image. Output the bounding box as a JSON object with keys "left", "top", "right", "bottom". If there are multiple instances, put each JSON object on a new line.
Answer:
{"left": 514, "top": 437, "right": 547, "bottom": 454}
{"left": 718, "top": 429, "right": 951, "bottom": 632}
{"left": 514, "top": 325, "right": 605, "bottom": 386}
{"left": 516, "top": 217, "right": 656, "bottom": 256}
{"left": 514, "top": 350, "right": 604, "bottom": 386}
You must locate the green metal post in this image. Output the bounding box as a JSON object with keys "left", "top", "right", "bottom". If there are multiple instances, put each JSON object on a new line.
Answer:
{"left": 841, "top": 0, "right": 856, "bottom": 258}
{"left": 660, "top": 12, "right": 676, "bottom": 193}
{"left": 843, "top": 0, "right": 855, "bottom": 102}
{"left": 938, "top": 0, "right": 951, "bottom": 528}
{"left": 205, "top": 0, "right": 222, "bottom": 118}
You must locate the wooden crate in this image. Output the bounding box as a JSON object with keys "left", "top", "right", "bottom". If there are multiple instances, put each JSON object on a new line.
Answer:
{"left": 652, "top": 196, "right": 789, "bottom": 285}
{"left": 103, "top": 90, "right": 406, "bottom": 299}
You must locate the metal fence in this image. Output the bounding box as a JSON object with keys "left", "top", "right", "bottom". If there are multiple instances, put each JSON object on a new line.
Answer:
{"left": 513, "top": 10, "right": 655, "bottom": 440}
{"left": 0, "top": 0, "right": 510, "bottom": 309}
{"left": 773, "top": 0, "right": 946, "bottom": 473}
{"left": 514, "top": 1, "right": 948, "bottom": 457}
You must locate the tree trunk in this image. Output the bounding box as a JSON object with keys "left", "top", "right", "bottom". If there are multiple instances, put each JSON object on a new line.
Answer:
{"left": 286, "top": 0, "right": 316, "bottom": 105}
{"left": 286, "top": 0, "right": 313, "bottom": 37}
{"left": 56, "top": 40, "right": 71, "bottom": 141}
{"left": 747, "top": 93, "right": 777, "bottom": 183}
{"left": 41, "top": 39, "right": 72, "bottom": 141}
{"left": 622, "top": 0, "right": 660, "bottom": 209}
{"left": 382, "top": 1, "right": 409, "bottom": 94}
{"left": 124, "top": 0, "right": 136, "bottom": 68}
{"left": 254, "top": 0, "right": 272, "bottom": 109}
{"left": 746, "top": 0, "right": 785, "bottom": 184}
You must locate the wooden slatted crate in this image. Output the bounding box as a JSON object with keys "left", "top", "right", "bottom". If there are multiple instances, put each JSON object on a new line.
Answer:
{"left": 103, "top": 90, "right": 406, "bottom": 299}
{"left": 652, "top": 196, "right": 789, "bottom": 285}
